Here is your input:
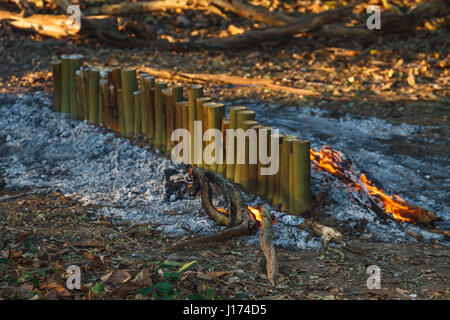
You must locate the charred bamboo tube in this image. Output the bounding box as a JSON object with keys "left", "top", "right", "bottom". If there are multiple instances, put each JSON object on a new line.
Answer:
{"left": 269, "top": 133, "right": 283, "bottom": 207}
{"left": 120, "top": 68, "right": 138, "bottom": 136}
{"left": 99, "top": 78, "right": 110, "bottom": 128}
{"left": 88, "top": 68, "right": 99, "bottom": 124}
{"left": 225, "top": 106, "right": 247, "bottom": 181}
{"left": 117, "top": 89, "right": 125, "bottom": 136}
{"left": 51, "top": 60, "right": 62, "bottom": 112}
{"left": 280, "top": 136, "right": 296, "bottom": 212}
{"left": 257, "top": 126, "right": 273, "bottom": 198}
{"left": 218, "top": 117, "right": 230, "bottom": 175}
{"left": 69, "top": 55, "right": 83, "bottom": 119}
{"left": 111, "top": 67, "right": 122, "bottom": 132}
{"left": 292, "top": 140, "right": 312, "bottom": 215}
{"left": 154, "top": 81, "right": 168, "bottom": 152}
{"left": 249, "top": 124, "right": 263, "bottom": 194}
{"left": 234, "top": 110, "right": 255, "bottom": 184}
{"left": 81, "top": 67, "right": 89, "bottom": 120}
{"left": 133, "top": 90, "right": 142, "bottom": 136}
{"left": 188, "top": 85, "right": 203, "bottom": 164}
{"left": 60, "top": 55, "right": 71, "bottom": 114}
{"left": 163, "top": 88, "right": 174, "bottom": 153}
{"left": 240, "top": 120, "right": 258, "bottom": 193}
{"left": 204, "top": 102, "right": 225, "bottom": 171}
{"left": 142, "top": 76, "right": 155, "bottom": 140}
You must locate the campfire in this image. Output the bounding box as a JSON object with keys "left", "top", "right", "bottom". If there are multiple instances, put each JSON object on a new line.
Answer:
{"left": 310, "top": 146, "right": 439, "bottom": 225}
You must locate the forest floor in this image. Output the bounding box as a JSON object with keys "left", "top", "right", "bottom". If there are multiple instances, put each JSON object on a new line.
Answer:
{"left": 0, "top": 1, "right": 449, "bottom": 300}
{"left": 0, "top": 189, "right": 448, "bottom": 300}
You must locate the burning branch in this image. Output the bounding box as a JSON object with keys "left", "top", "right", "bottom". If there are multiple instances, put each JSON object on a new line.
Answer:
{"left": 310, "top": 146, "right": 439, "bottom": 225}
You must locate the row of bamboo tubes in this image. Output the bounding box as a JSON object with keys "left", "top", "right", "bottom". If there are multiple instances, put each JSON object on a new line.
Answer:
{"left": 51, "top": 55, "right": 312, "bottom": 215}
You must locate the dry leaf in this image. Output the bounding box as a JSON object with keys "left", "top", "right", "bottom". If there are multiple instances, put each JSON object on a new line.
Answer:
{"left": 101, "top": 270, "right": 131, "bottom": 284}
{"left": 407, "top": 69, "right": 416, "bottom": 86}
{"left": 132, "top": 269, "right": 152, "bottom": 287}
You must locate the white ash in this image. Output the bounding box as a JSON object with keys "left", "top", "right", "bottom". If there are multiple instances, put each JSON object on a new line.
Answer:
{"left": 0, "top": 93, "right": 447, "bottom": 249}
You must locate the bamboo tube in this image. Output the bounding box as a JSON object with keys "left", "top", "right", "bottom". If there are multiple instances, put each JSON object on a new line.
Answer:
{"left": 218, "top": 117, "right": 230, "bottom": 175}
{"left": 142, "top": 76, "right": 155, "bottom": 140}
{"left": 292, "top": 140, "right": 312, "bottom": 215}
{"left": 240, "top": 120, "right": 258, "bottom": 193}
{"left": 249, "top": 124, "right": 263, "bottom": 194}
{"left": 234, "top": 110, "right": 255, "bottom": 184}
{"left": 75, "top": 70, "right": 83, "bottom": 120}
{"left": 172, "top": 84, "right": 183, "bottom": 104}
{"left": 258, "top": 126, "right": 273, "bottom": 198}
{"left": 120, "top": 68, "right": 138, "bottom": 136}
{"left": 139, "top": 74, "right": 149, "bottom": 135}
{"left": 204, "top": 102, "right": 225, "bottom": 171}
{"left": 117, "top": 89, "right": 125, "bottom": 136}
{"left": 99, "top": 78, "right": 109, "bottom": 128}
{"left": 133, "top": 90, "right": 142, "bottom": 136}
{"left": 69, "top": 55, "right": 83, "bottom": 120}
{"left": 51, "top": 60, "right": 62, "bottom": 112}
{"left": 289, "top": 152, "right": 295, "bottom": 212}
{"left": 174, "top": 100, "right": 189, "bottom": 161}
{"left": 163, "top": 88, "right": 174, "bottom": 153}
{"left": 108, "top": 85, "right": 116, "bottom": 129}
{"left": 60, "top": 55, "right": 71, "bottom": 114}
{"left": 98, "top": 72, "right": 106, "bottom": 125}
{"left": 154, "top": 81, "right": 168, "bottom": 152}
{"left": 81, "top": 67, "right": 89, "bottom": 120}
{"left": 111, "top": 67, "right": 122, "bottom": 132}
{"left": 279, "top": 136, "right": 296, "bottom": 212}
{"left": 225, "top": 106, "right": 247, "bottom": 181}
{"left": 88, "top": 68, "right": 99, "bottom": 124}
{"left": 188, "top": 85, "right": 203, "bottom": 164}
{"left": 269, "top": 133, "right": 283, "bottom": 207}
{"left": 193, "top": 97, "right": 211, "bottom": 167}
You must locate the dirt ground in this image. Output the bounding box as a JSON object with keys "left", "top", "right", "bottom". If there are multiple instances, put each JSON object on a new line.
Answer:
{"left": 0, "top": 1, "right": 449, "bottom": 300}
{"left": 0, "top": 189, "right": 448, "bottom": 300}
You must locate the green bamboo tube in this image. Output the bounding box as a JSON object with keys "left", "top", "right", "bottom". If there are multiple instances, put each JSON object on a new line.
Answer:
{"left": 248, "top": 124, "right": 263, "bottom": 194}
{"left": 117, "top": 89, "right": 125, "bottom": 136}
{"left": 111, "top": 67, "right": 122, "bottom": 132}
{"left": 69, "top": 55, "right": 83, "bottom": 120}
{"left": 154, "top": 81, "right": 168, "bottom": 151}
{"left": 257, "top": 126, "right": 273, "bottom": 198}
{"left": 163, "top": 89, "right": 174, "bottom": 153}
{"left": 60, "top": 55, "right": 71, "bottom": 114}
{"left": 188, "top": 85, "right": 203, "bottom": 164}
{"left": 204, "top": 102, "right": 225, "bottom": 171}
{"left": 51, "top": 60, "right": 62, "bottom": 112}
{"left": 234, "top": 110, "right": 255, "bottom": 184}
{"left": 88, "top": 68, "right": 99, "bottom": 124}
{"left": 75, "top": 70, "right": 83, "bottom": 120}
{"left": 269, "top": 133, "right": 283, "bottom": 207}
{"left": 218, "top": 117, "right": 229, "bottom": 175}
{"left": 98, "top": 73, "right": 106, "bottom": 125}
{"left": 174, "top": 101, "right": 189, "bottom": 160}
{"left": 81, "top": 67, "right": 89, "bottom": 120}
{"left": 142, "top": 77, "right": 155, "bottom": 140}
{"left": 225, "top": 106, "right": 247, "bottom": 181}
{"left": 133, "top": 90, "right": 142, "bottom": 136}
{"left": 292, "top": 140, "right": 312, "bottom": 215}
{"left": 279, "top": 136, "right": 296, "bottom": 212}
{"left": 120, "top": 68, "right": 138, "bottom": 136}
{"left": 240, "top": 120, "right": 258, "bottom": 193}
{"left": 194, "top": 97, "right": 211, "bottom": 167}
{"left": 138, "top": 73, "right": 149, "bottom": 134}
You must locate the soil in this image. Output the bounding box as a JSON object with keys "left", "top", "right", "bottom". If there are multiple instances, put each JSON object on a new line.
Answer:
{"left": 0, "top": 189, "right": 448, "bottom": 300}
{"left": 0, "top": 0, "right": 448, "bottom": 300}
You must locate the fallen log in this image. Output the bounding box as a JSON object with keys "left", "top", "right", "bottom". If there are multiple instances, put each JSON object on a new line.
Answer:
{"left": 85, "top": 0, "right": 294, "bottom": 27}
{"left": 139, "top": 66, "right": 321, "bottom": 97}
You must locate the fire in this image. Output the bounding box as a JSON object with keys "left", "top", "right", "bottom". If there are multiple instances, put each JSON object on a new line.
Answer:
{"left": 216, "top": 205, "right": 263, "bottom": 225}
{"left": 310, "top": 146, "right": 428, "bottom": 224}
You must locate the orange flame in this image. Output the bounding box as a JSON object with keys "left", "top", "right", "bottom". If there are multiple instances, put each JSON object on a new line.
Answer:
{"left": 216, "top": 206, "right": 263, "bottom": 225}
{"left": 310, "top": 146, "right": 423, "bottom": 223}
